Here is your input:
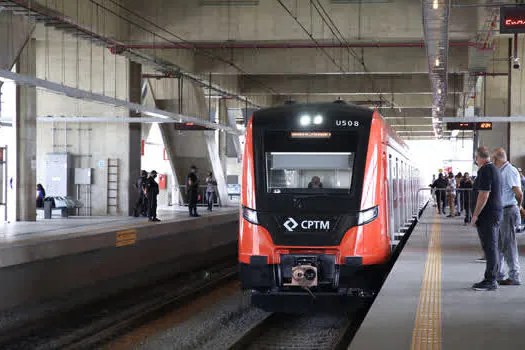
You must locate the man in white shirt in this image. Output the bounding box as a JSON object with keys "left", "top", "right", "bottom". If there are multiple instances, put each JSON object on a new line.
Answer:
{"left": 491, "top": 148, "right": 523, "bottom": 285}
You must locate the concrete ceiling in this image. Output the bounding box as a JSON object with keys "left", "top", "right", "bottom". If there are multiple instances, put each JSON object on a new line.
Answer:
{"left": 11, "top": 0, "right": 501, "bottom": 139}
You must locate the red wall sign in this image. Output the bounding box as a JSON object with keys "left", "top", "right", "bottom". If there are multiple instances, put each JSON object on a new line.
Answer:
{"left": 163, "top": 148, "right": 168, "bottom": 160}
{"left": 500, "top": 7, "right": 525, "bottom": 33}
{"left": 158, "top": 174, "right": 167, "bottom": 189}
{"left": 141, "top": 140, "right": 145, "bottom": 156}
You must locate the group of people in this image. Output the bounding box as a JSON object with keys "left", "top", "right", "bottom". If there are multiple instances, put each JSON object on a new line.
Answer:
{"left": 133, "top": 170, "right": 160, "bottom": 222}
{"left": 185, "top": 166, "right": 218, "bottom": 217}
{"left": 449, "top": 147, "right": 524, "bottom": 291}
{"left": 430, "top": 171, "right": 475, "bottom": 224}
{"left": 133, "top": 166, "right": 218, "bottom": 221}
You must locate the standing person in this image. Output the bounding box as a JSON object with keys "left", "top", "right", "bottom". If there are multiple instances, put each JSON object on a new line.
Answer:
{"left": 519, "top": 168, "right": 525, "bottom": 231}
{"left": 460, "top": 172, "right": 473, "bottom": 225}
{"left": 36, "top": 184, "right": 46, "bottom": 208}
{"left": 133, "top": 170, "right": 148, "bottom": 217}
{"left": 205, "top": 171, "right": 217, "bottom": 212}
{"left": 431, "top": 174, "right": 437, "bottom": 207}
{"left": 491, "top": 148, "right": 523, "bottom": 285}
{"left": 455, "top": 173, "right": 463, "bottom": 216}
{"left": 430, "top": 173, "right": 447, "bottom": 214}
{"left": 446, "top": 172, "right": 456, "bottom": 217}
{"left": 186, "top": 165, "right": 200, "bottom": 217}
{"left": 144, "top": 170, "right": 160, "bottom": 222}
{"left": 471, "top": 146, "right": 503, "bottom": 291}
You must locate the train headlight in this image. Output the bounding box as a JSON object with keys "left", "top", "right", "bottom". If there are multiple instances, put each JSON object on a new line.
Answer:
{"left": 300, "top": 115, "right": 311, "bottom": 126}
{"left": 357, "top": 205, "right": 379, "bottom": 226}
{"left": 313, "top": 115, "right": 323, "bottom": 125}
{"left": 242, "top": 206, "right": 259, "bottom": 225}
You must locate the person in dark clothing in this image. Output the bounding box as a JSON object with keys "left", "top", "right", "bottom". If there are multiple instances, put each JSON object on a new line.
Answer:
{"left": 144, "top": 170, "right": 160, "bottom": 222}
{"left": 308, "top": 176, "right": 323, "bottom": 189}
{"left": 133, "top": 170, "right": 148, "bottom": 217}
{"left": 460, "top": 172, "right": 473, "bottom": 225}
{"left": 430, "top": 173, "right": 448, "bottom": 214}
{"left": 471, "top": 146, "right": 503, "bottom": 291}
{"left": 186, "top": 166, "right": 199, "bottom": 217}
{"left": 36, "top": 184, "right": 46, "bottom": 208}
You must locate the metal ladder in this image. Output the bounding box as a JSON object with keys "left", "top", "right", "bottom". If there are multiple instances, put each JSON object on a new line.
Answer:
{"left": 106, "top": 158, "right": 119, "bottom": 214}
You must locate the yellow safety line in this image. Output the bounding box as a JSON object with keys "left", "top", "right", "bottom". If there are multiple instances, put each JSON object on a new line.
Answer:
{"left": 411, "top": 216, "right": 442, "bottom": 350}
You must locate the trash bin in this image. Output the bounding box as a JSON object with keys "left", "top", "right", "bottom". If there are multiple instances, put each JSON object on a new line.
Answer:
{"left": 44, "top": 200, "right": 53, "bottom": 219}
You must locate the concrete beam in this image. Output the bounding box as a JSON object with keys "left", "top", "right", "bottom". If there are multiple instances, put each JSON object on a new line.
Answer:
{"left": 240, "top": 74, "right": 464, "bottom": 95}
{"left": 0, "top": 68, "right": 241, "bottom": 135}
{"left": 270, "top": 94, "right": 459, "bottom": 110}
{"left": 124, "top": 0, "right": 477, "bottom": 42}
{"left": 195, "top": 45, "right": 470, "bottom": 75}
{"left": 0, "top": 11, "right": 34, "bottom": 70}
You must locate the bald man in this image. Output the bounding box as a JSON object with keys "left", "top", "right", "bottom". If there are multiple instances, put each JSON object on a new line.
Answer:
{"left": 492, "top": 148, "right": 523, "bottom": 285}
{"left": 471, "top": 146, "right": 503, "bottom": 291}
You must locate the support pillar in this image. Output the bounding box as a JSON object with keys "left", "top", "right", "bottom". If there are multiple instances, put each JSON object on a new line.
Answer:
{"left": 508, "top": 36, "right": 525, "bottom": 169}
{"left": 128, "top": 62, "right": 142, "bottom": 215}
{"left": 218, "top": 99, "right": 228, "bottom": 176}
{"left": 15, "top": 39, "right": 36, "bottom": 221}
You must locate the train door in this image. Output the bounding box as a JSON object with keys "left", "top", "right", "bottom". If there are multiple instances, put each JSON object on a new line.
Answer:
{"left": 409, "top": 166, "right": 413, "bottom": 217}
{"left": 388, "top": 154, "right": 395, "bottom": 243}
{"left": 394, "top": 158, "right": 400, "bottom": 233}
{"left": 400, "top": 160, "right": 406, "bottom": 226}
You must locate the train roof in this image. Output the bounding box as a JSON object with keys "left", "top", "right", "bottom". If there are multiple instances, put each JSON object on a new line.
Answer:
{"left": 252, "top": 102, "right": 375, "bottom": 120}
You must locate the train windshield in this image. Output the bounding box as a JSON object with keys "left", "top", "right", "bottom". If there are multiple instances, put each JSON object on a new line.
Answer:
{"left": 266, "top": 152, "right": 354, "bottom": 194}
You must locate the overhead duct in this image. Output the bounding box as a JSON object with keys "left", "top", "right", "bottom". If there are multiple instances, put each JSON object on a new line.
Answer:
{"left": 422, "top": 0, "right": 452, "bottom": 139}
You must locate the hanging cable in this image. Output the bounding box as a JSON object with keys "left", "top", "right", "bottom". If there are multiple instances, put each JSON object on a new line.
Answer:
{"left": 309, "top": 0, "right": 396, "bottom": 108}
{"left": 276, "top": 0, "right": 346, "bottom": 73}
{"left": 90, "top": 0, "right": 278, "bottom": 96}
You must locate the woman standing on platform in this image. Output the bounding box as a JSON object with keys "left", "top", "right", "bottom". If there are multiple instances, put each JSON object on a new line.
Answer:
{"left": 36, "top": 184, "right": 46, "bottom": 208}
{"left": 205, "top": 171, "right": 217, "bottom": 212}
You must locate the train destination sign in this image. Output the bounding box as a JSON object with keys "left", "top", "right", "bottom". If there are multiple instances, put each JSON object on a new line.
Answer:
{"left": 500, "top": 7, "right": 525, "bottom": 33}
{"left": 446, "top": 122, "right": 493, "bottom": 131}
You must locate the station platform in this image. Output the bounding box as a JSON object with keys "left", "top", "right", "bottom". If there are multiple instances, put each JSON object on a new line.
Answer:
{"left": 350, "top": 204, "right": 525, "bottom": 350}
{"left": 0, "top": 206, "right": 239, "bottom": 312}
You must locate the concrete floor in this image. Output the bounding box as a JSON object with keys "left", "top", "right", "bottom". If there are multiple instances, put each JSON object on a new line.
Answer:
{"left": 0, "top": 206, "right": 238, "bottom": 244}
{"left": 350, "top": 203, "right": 525, "bottom": 349}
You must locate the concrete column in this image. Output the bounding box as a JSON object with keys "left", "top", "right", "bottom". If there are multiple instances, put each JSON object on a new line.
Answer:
{"left": 15, "top": 39, "right": 36, "bottom": 221}
{"left": 509, "top": 36, "right": 525, "bottom": 169}
{"left": 218, "top": 99, "right": 228, "bottom": 175}
{"left": 127, "top": 62, "right": 142, "bottom": 215}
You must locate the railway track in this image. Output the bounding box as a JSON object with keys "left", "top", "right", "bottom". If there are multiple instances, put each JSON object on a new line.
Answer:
{"left": 0, "top": 261, "right": 238, "bottom": 349}
{"left": 228, "top": 307, "right": 368, "bottom": 350}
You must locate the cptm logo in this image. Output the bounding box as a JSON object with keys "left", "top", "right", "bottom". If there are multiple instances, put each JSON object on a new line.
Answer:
{"left": 283, "top": 218, "right": 330, "bottom": 232}
{"left": 283, "top": 218, "right": 299, "bottom": 232}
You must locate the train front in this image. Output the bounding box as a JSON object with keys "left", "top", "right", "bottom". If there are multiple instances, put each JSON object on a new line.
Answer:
{"left": 239, "top": 103, "right": 389, "bottom": 311}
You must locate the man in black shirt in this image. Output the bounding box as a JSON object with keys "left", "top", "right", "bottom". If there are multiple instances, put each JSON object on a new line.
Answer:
{"left": 144, "top": 170, "right": 160, "bottom": 222}
{"left": 133, "top": 170, "right": 148, "bottom": 217}
{"left": 186, "top": 165, "right": 200, "bottom": 217}
{"left": 430, "top": 173, "right": 448, "bottom": 214}
{"left": 471, "top": 146, "right": 503, "bottom": 291}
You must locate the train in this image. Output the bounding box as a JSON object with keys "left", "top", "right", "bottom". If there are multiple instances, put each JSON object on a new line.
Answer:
{"left": 238, "top": 101, "right": 422, "bottom": 311}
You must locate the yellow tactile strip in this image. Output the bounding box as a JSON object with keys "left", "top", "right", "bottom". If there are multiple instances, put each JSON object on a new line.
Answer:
{"left": 411, "top": 218, "right": 442, "bottom": 350}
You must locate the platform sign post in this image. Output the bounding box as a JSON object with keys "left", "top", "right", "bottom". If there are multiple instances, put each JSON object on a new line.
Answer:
{"left": 0, "top": 146, "right": 7, "bottom": 222}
